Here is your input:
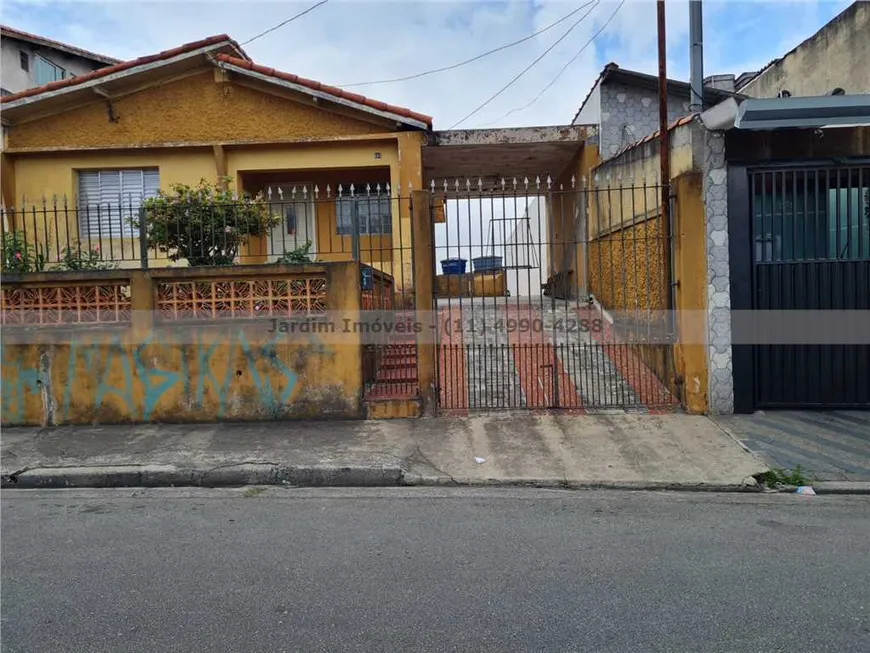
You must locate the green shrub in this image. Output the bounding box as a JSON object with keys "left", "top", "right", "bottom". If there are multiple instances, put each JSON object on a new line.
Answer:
{"left": 134, "top": 178, "right": 278, "bottom": 267}
{"left": 2, "top": 230, "right": 46, "bottom": 273}
{"left": 54, "top": 242, "right": 118, "bottom": 271}
{"left": 275, "top": 241, "right": 314, "bottom": 264}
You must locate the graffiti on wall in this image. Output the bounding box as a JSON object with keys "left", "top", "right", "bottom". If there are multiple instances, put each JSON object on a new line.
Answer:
{"left": 1, "top": 328, "right": 340, "bottom": 425}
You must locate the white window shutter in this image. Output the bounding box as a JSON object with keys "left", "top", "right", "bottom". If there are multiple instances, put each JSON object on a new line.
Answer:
{"left": 78, "top": 168, "right": 158, "bottom": 239}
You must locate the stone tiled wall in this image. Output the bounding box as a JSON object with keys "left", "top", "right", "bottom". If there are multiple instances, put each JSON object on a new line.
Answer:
{"left": 599, "top": 82, "right": 689, "bottom": 159}
{"left": 702, "top": 130, "right": 733, "bottom": 414}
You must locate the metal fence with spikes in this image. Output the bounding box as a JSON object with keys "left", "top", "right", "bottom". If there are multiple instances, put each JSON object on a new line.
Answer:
{"left": 426, "top": 174, "right": 677, "bottom": 411}
{"left": 0, "top": 184, "right": 412, "bottom": 275}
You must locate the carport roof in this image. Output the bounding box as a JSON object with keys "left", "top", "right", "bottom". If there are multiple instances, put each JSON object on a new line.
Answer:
{"left": 422, "top": 125, "right": 592, "bottom": 189}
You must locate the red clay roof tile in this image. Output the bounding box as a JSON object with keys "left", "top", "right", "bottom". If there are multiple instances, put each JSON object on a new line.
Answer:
{"left": 215, "top": 54, "right": 432, "bottom": 128}
{"left": 1, "top": 34, "right": 247, "bottom": 104}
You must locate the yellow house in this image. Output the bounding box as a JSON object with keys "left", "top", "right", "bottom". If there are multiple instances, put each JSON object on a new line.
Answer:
{"left": 0, "top": 34, "right": 431, "bottom": 287}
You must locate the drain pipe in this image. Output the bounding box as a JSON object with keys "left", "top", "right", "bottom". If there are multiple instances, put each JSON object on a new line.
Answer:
{"left": 689, "top": 0, "right": 704, "bottom": 113}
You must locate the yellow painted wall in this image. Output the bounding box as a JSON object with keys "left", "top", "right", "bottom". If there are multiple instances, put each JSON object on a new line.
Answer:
{"left": 672, "top": 172, "right": 708, "bottom": 414}
{"left": 9, "top": 149, "right": 215, "bottom": 268}
{"left": 1, "top": 264, "right": 365, "bottom": 425}
{"left": 587, "top": 217, "right": 667, "bottom": 312}
{"left": 7, "top": 72, "right": 385, "bottom": 150}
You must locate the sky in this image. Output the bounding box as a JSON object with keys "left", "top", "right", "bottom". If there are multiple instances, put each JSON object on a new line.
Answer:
{"left": 2, "top": 0, "right": 853, "bottom": 130}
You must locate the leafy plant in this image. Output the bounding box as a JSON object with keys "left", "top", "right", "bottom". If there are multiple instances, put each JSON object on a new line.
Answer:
{"left": 758, "top": 466, "right": 809, "bottom": 488}
{"left": 275, "top": 240, "right": 313, "bottom": 264}
{"left": 134, "top": 178, "right": 278, "bottom": 267}
{"left": 54, "top": 242, "right": 117, "bottom": 271}
{"left": 2, "top": 230, "right": 46, "bottom": 273}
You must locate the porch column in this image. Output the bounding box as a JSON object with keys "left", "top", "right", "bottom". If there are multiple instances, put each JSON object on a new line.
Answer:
{"left": 411, "top": 189, "right": 436, "bottom": 413}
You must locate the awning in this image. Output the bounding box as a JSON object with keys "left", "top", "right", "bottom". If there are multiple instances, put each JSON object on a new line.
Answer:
{"left": 701, "top": 94, "right": 870, "bottom": 131}
{"left": 422, "top": 125, "right": 591, "bottom": 191}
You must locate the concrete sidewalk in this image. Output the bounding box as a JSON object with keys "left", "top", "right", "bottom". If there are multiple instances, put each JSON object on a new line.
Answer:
{"left": 1, "top": 413, "right": 769, "bottom": 491}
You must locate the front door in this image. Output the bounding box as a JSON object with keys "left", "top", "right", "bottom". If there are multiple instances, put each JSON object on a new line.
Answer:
{"left": 265, "top": 183, "right": 317, "bottom": 261}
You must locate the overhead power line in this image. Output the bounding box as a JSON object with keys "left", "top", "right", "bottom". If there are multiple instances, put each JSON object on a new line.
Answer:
{"left": 242, "top": 0, "right": 329, "bottom": 46}
{"left": 448, "top": 1, "right": 600, "bottom": 130}
{"left": 339, "top": 1, "right": 596, "bottom": 88}
{"left": 484, "top": 0, "right": 625, "bottom": 126}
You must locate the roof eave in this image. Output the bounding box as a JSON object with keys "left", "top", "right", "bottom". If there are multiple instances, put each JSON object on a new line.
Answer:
{"left": 0, "top": 41, "right": 235, "bottom": 110}
{"left": 218, "top": 60, "right": 431, "bottom": 131}
{"left": 1, "top": 26, "right": 121, "bottom": 65}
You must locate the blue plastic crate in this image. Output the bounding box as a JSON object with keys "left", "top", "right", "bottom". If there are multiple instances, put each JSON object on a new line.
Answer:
{"left": 441, "top": 258, "right": 467, "bottom": 275}
{"left": 473, "top": 256, "right": 503, "bottom": 272}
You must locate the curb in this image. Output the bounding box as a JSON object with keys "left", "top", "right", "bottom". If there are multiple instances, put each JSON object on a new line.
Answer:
{"left": 812, "top": 481, "right": 870, "bottom": 495}
{"left": 402, "top": 474, "right": 761, "bottom": 493}
{"left": 5, "top": 466, "right": 869, "bottom": 494}
{"left": 1, "top": 464, "right": 405, "bottom": 489}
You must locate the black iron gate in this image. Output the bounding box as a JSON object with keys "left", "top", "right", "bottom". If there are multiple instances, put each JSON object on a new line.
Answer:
{"left": 750, "top": 165, "right": 870, "bottom": 408}
{"left": 430, "top": 178, "right": 677, "bottom": 412}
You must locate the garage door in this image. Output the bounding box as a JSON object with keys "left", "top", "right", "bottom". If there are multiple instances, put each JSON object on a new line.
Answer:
{"left": 750, "top": 165, "right": 870, "bottom": 408}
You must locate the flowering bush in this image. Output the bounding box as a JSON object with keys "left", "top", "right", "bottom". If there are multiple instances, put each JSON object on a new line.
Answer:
{"left": 54, "top": 242, "right": 117, "bottom": 271}
{"left": 134, "top": 178, "right": 277, "bottom": 267}
{"left": 2, "top": 230, "right": 46, "bottom": 273}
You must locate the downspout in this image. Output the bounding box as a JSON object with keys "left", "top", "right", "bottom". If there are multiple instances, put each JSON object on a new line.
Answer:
{"left": 689, "top": 0, "right": 704, "bottom": 113}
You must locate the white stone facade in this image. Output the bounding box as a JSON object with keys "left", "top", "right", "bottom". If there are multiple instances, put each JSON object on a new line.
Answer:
{"left": 702, "top": 131, "right": 733, "bottom": 414}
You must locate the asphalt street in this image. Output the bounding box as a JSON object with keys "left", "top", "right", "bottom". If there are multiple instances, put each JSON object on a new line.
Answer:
{"left": 2, "top": 488, "right": 869, "bottom": 653}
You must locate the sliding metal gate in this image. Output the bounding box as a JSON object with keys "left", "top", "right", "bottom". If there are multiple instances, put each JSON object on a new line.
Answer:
{"left": 431, "top": 178, "right": 678, "bottom": 412}
{"left": 750, "top": 165, "right": 870, "bottom": 408}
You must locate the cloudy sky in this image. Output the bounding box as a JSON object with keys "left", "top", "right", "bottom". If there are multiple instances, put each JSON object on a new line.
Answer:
{"left": 3, "top": 0, "right": 852, "bottom": 129}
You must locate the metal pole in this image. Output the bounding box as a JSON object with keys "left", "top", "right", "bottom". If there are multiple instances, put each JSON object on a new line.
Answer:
{"left": 657, "top": 0, "right": 672, "bottom": 313}
{"left": 689, "top": 0, "right": 704, "bottom": 113}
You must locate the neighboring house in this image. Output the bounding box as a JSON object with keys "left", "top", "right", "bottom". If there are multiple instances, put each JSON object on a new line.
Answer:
{"left": 0, "top": 25, "right": 120, "bottom": 97}
{"left": 735, "top": 1, "right": 870, "bottom": 99}
{"left": 0, "top": 34, "right": 432, "bottom": 284}
{"left": 572, "top": 64, "right": 735, "bottom": 159}
{"left": 571, "top": 3, "right": 870, "bottom": 415}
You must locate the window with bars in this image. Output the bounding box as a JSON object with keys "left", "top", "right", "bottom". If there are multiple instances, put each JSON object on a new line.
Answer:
{"left": 77, "top": 169, "right": 160, "bottom": 238}
{"left": 336, "top": 194, "right": 392, "bottom": 235}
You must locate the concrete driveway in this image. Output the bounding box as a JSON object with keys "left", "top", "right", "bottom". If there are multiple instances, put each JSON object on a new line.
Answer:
{"left": 713, "top": 411, "right": 870, "bottom": 482}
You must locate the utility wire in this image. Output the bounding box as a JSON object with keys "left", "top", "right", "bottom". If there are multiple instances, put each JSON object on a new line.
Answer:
{"left": 448, "top": 1, "right": 600, "bottom": 129}
{"left": 241, "top": 0, "right": 329, "bottom": 46}
{"left": 340, "top": 1, "right": 596, "bottom": 88}
{"left": 483, "top": 0, "right": 625, "bottom": 127}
